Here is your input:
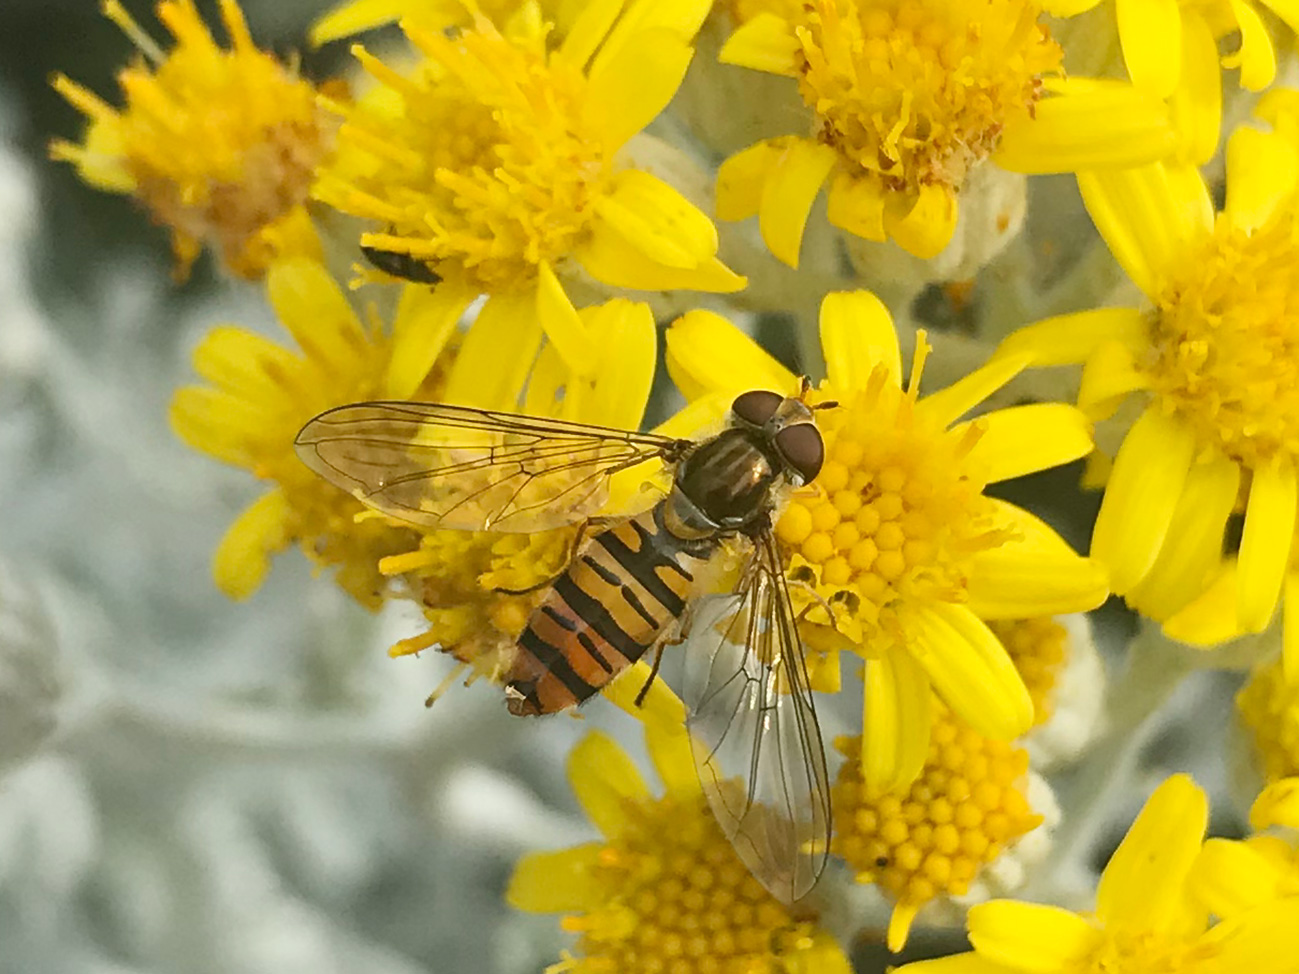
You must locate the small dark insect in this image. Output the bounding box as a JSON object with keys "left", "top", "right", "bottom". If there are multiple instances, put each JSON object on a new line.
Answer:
{"left": 360, "top": 245, "right": 442, "bottom": 285}
{"left": 295, "top": 385, "right": 838, "bottom": 902}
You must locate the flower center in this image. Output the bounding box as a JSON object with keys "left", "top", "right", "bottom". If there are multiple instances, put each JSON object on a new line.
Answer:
{"left": 1083, "top": 929, "right": 1220, "bottom": 974}
{"left": 1148, "top": 210, "right": 1299, "bottom": 469}
{"left": 776, "top": 364, "right": 1008, "bottom": 652}
{"left": 989, "top": 617, "right": 1067, "bottom": 727}
{"left": 833, "top": 709, "right": 1040, "bottom": 942}
{"left": 557, "top": 794, "right": 813, "bottom": 974}
{"left": 790, "top": 0, "right": 1060, "bottom": 193}
{"left": 316, "top": 15, "right": 612, "bottom": 294}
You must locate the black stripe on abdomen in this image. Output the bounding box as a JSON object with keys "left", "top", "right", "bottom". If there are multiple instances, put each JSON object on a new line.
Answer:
{"left": 595, "top": 521, "right": 691, "bottom": 616}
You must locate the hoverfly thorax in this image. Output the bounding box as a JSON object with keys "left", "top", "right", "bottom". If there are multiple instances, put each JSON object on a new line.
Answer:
{"left": 670, "top": 390, "right": 826, "bottom": 535}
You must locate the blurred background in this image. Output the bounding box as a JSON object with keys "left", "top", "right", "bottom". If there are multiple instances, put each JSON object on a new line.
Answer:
{"left": 0, "top": 3, "right": 1249, "bottom": 973}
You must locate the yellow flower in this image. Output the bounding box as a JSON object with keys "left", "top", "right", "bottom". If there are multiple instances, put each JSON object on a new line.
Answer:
{"left": 894, "top": 775, "right": 1299, "bottom": 974}
{"left": 170, "top": 257, "right": 453, "bottom": 607}
{"left": 50, "top": 0, "right": 332, "bottom": 280}
{"left": 313, "top": 0, "right": 739, "bottom": 388}
{"left": 1238, "top": 656, "right": 1299, "bottom": 782}
{"left": 714, "top": 0, "right": 1176, "bottom": 262}
{"left": 667, "top": 290, "right": 1109, "bottom": 792}
{"left": 507, "top": 679, "right": 853, "bottom": 974}
{"left": 996, "top": 103, "right": 1299, "bottom": 654}
{"left": 833, "top": 704, "right": 1044, "bottom": 952}
{"left": 1192, "top": 777, "right": 1299, "bottom": 921}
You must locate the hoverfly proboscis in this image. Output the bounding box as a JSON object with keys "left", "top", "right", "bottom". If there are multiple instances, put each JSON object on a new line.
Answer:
{"left": 294, "top": 387, "right": 836, "bottom": 902}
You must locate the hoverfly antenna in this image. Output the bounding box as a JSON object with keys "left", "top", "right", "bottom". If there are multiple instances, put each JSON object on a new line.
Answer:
{"left": 812, "top": 400, "right": 839, "bottom": 411}
{"left": 798, "top": 375, "right": 812, "bottom": 399}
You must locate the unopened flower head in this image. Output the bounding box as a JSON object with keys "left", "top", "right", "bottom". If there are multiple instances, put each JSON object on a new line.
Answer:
{"left": 833, "top": 704, "right": 1042, "bottom": 951}
{"left": 507, "top": 687, "right": 852, "bottom": 974}
{"left": 667, "top": 291, "right": 1109, "bottom": 792}
{"left": 713, "top": 0, "right": 1176, "bottom": 262}
{"left": 894, "top": 775, "right": 1299, "bottom": 974}
{"left": 990, "top": 616, "right": 1068, "bottom": 727}
{"left": 1238, "top": 656, "right": 1299, "bottom": 783}
{"left": 998, "top": 101, "right": 1299, "bottom": 658}
{"left": 313, "top": 0, "right": 739, "bottom": 382}
{"left": 50, "top": 0, "right": 333, "bottom": 280}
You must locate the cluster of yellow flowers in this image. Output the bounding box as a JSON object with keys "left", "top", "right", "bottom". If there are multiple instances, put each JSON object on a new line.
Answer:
{"left": 51, "top": 0, "right": 1299, "bottom": 969}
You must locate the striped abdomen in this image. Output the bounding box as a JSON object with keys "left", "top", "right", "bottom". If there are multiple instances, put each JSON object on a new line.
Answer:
{"left": 505, "top": 507, "right": 711, "bottom": 715}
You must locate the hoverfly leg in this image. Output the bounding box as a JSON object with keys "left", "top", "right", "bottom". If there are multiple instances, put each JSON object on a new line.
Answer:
{"left": 490, "top": 517, "right": 608, "bottom": 595}
{"left": 634, "top": 639, "right": 667, "bottom": 708}
{"left": 424, "top": 662, "right": 471, "bottom": 708}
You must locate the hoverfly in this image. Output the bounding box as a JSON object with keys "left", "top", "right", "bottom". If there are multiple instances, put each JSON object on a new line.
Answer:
{"left": 294, "top": 387, "right": 835, "bottom": 901}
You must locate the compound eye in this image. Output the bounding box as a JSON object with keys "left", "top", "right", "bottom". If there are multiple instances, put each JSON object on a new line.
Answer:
{"left": 774, "top": 422, "right": 824, "bottom": 485}
{"left": 731, "top": 389, "right": 783, "bottom": 428}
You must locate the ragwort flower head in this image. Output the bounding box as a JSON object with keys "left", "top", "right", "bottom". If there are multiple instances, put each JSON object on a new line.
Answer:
{"left": 508, "top": 684, "right": 852, "bottom": 974}
{"left": 998, "top": 98, "right": 1299, "bottom": 653}
{"left": 169, "top": 258, "right": 450, "bottom": 607}
{"left": 309, "top": 0, "right": 565, "bottom": 46}
{"left": 895, "top": 775, "right": 1299, "bottom": 974}
{"left": 833, "top": 703, "right": 1044, "bottom": 951}
{"left": 667, "top": 290, "right": 1109, "bottom": 792}
{"left": 313, "top": 0, "right": 740, "bottom": 367}
{"left": 51, "top": 0, "right": 332, "bottom": 280}
{"left": 1238, "top": 655, "right": 1299, "bottom": 783}
{"left": 714, "top": 0, "right": 1176, "bottom": 262}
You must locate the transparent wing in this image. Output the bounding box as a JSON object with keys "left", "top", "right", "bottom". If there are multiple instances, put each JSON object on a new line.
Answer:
{"left": 681, "top": 529, "right": 831, "bottom": 903}
{"left": 294, "top": 401, "right": 686, "bottom": 532}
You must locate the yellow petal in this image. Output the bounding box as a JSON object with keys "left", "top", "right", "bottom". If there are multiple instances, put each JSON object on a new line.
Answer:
{"left": 385, "top": 280, "right": 473, "bottom": 398}
{"left": 959, "top": 404, "right": 1093, "bottom": 484}
{"left": 590, "top": 0, "right": 709, "bottom": 77}
{"left": 1189, "top": 838, "right": 1283, "bottom": 919}
{"left": 580, "top": 299, "right": 658, "bottom": 431}
{"left": 884, "top": 182, "right": 958, "bottom": 260}
{"left": 716, "top": 139, "right": 783, "bottom": 222}
{"left": 444, "top": 291, "right": 542, "bottom": 410}
{"left": 1161, "top": 560, "right": 1245, "bottom": 647}
{"left": 759, "top": 138, "right": 837, "bottom": 268}
{"left": 888, "top": 902, "right": 922, "bottom": 953}
{"left": 1200, "top": 900, "right": 1299, "bottom": 971}
{"left": 1222, "top": 0, "right": 1275, "bottom": 91}
{"left": 267, "top": 258, "right": 367, "bottom": 373}
{"left": 818, "top": 290, "right": 900, "bottom": 390}
{"left": 558, "top": 0, "right": 626, "bottom": 69}
{"left": 309, "top": 0, "right": 440, "bottom": 45}
{"left": 1250, "top": 777, "right": 1299, "bottom": 830}
{"left": 644, "top": 715, "right": 701, "bottom": 801}
{"left": 566, "top": 730, "right": 650, "bottom": 837}
{"left": 915, "top": 353, "right": 1029, "bottom": 429}
{"left": 213, "top": 490, "right": 291, "bottom": 600}
{"left": 666, "top": 309, "right": 796, "bottom": 401}
{"left": 1116, "top": 0, "right": 1182, "bottom": 99}
{"left": 1077, "top": 161, "right": 1212, "bottom": 297}
{"left": 1040, "top": 0, "right": 1104, "bottom": 13}
{"left": 1169, "top": 10, "right": 1220, "bottom": 166}
{"left": 536, "top": 262, "right": 597, "bottom": 377}
{"left": 1126, "top": 454, "right": 1239, "bottom": 621}
{"left": 906, "top": 602, "right": 1034, "bottom": 741}
{"left": 966, "top": 502, "right": 1110, "bottom": 619}
{"left": 1091, "top": 404, "right": 1197, "bottom": 594}
{"left": 585, "top": 28, "right": 693, "bottom": 151}
{"left": 861, "top": 649, "right": 932, "bottom": 796}
{"left": 889, "top": 956, "right": 1016, "bottom": 974}
{"left": 506, "top": 843, "right": 603, "bottom": 912}
{"left": 1225, "top": 125, "right": 1299, "bottom": 235}
{"left": 967, "top": 901, "right": 1102, "bottom": 972}
{"left": 1096, "top": 774, "right": 1207, "bottom": 932}
{"left": 1077, "top": 339, "right": 1151, "bottom": 421}
{"left": 576, "top": 224, "right": 746, "bottom": 293}
{"left": 1287, "top": 573, "right": 1299, "bottom": 683}
{"left": 190, "top": 326, "right": 296, "bottom": 399}
{"left": 594, "top": 170, "right": 719, "bottom": 270}
{"left": 994, "top": 308, "right": 1148, "bottom": 368}
{"left": 719, "top": 12, "right": 798, "bottom": 76}
{"left": 826, "top": 171, "right": 886, "bottom": 242}
{"left": 1237, "top": 455, "right": 1297, "bottom": 634}
{"left": 1258, "top": 0, "right": 1299, "bottom": 32}
{"left": 995, "top": 79, "right": 1176, "bottom": 175}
